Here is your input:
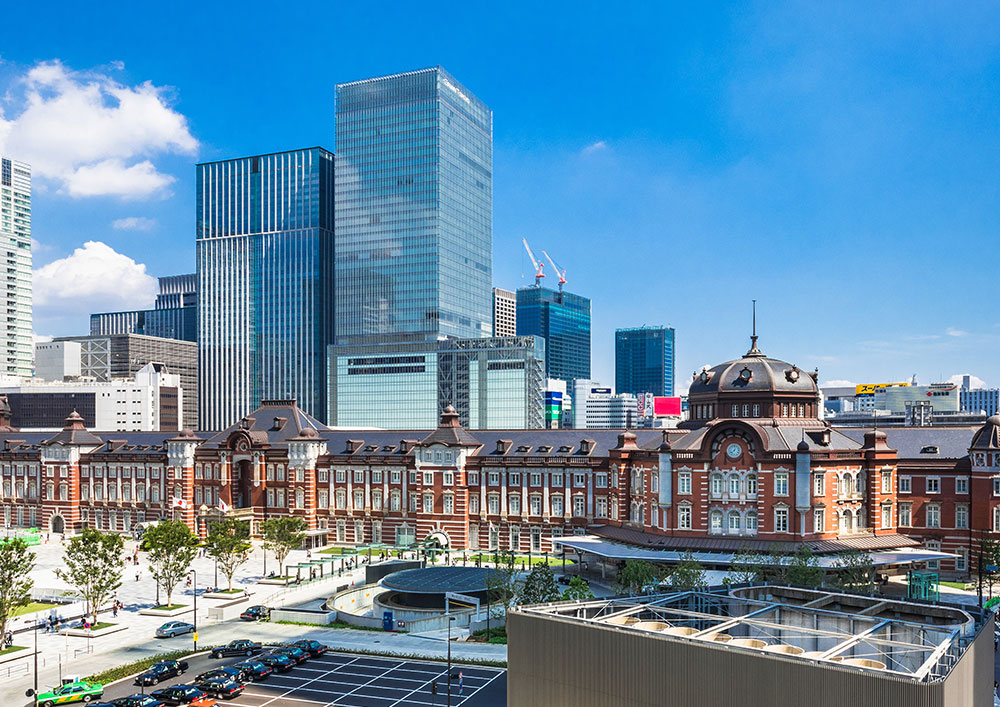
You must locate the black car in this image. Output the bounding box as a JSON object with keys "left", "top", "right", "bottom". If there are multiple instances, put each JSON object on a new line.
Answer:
{"left": 239, "top": 605, "right": 270, "bottom": 621}
{"left": 270, "top": 644, "right": 308, "bottom": 664}
{"left": 148, "top": 684, "right": 212, "bottom": 706}
{"left": 195, "top": 666, "right": 246, "bottom": 684}
{"left": 210, "top": 639, "right": 261, "bottom": 658}
{"left": 257, "top": 652, "right": 295, "bottom": 672}
{"left": 134, "top": 659, "right": 189, "bottom": 686}
{"left": 194, "top": 678, "right": 244, "bottom": 700}
{"left": 113, "top": 696, "right": 166, "bottom": 707}
{"left": 230, "top": 660, "right": 272, "bottom": 682}
{"left": 291, "top": 639, "right": 328, "bottom": 657}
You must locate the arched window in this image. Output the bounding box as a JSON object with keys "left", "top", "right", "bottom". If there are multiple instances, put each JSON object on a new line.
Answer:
{"left": 728, "top": 475, "right": 740, "bottom": 497}
{"left": 58, "top": 482, "right": 68, "bottom": 501}
{"left": 295, "top": 488, "right": 304, "bottom": 509}
{"left": 994, "top": 506, "right": 1000, "bottom": 532}
{"left": 711, "top": 474, "right": 723, "bottom": 498}
{"left": 752, "top": 404, "right": 760, "bottom": 417}
{"left": 742, "top": 404, "right": 750, "bottom": 417}
{"left": 710, "top": 510, "right": 723, "bottom": 533}
{"left": 857, "top": 507, "right": 866, "bottom": 530}
{"left": 746, "top": 474, "right": 758, "bottom": 496}
{"left": 745, "top": 510, "right": 757, "bottom": 532}
{"left": 728, "top": 512, "right": 741, "bottom": 534}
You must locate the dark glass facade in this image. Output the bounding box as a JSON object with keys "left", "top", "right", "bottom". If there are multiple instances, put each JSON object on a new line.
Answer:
{"left": 516, "top": 287, "right": 591, "bottom": 382}
{"left": 196, "top": 148, "right": 335, "bottom": 428}
{"left": 7, "top": 392, "right": 97, "bottom": 429}
{"left": 334, "top": 67, "right": 492, "bottom": 342}
{"left": 90, "top": 273, "right": 197, "bottom": 342}
{"left": 615, "top": 326, "right": 675, "bottom": 397}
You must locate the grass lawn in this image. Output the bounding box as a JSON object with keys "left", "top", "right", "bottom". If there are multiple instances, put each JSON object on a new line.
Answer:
{"left": 940, "top": 581, "right": 973, "bottom": 590}
{"left": 151, "top": 604, "right": 187, "bottom": 611}
{"left": 211, "top": 589, "right": 244, "bottom": 594}
{"left": 468, "top": 553, "right": 575, "bottom": 567}
{"left": 11, "top": 602, "right": 57, "bottom": 617}
{"left": 0, "top": 645, "right": 27, "bottom": 656}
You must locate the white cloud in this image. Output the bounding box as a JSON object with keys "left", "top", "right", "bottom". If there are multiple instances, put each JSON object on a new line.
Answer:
{"left": 112, "top": 216, "right": 156, "bottom": 231}
{"left": 33, "top": 241, "right": 157, "bottom": 313}
{"left": 581, "top": 140, "right": 608, "bottom": 155}
{"left": 946, "top": 327, "right": 969, "bottom": 337}
{"left": 31, "top": 333, "right": 52, "bottom": 345}
{"left": 0, "top": 60, "right": 197, "bottom": 199}
{"left": 947, "top": 373, "right": 987, "bottom": 389}
{"left": 821, "top": 379, "right": 856, "bottom": 388}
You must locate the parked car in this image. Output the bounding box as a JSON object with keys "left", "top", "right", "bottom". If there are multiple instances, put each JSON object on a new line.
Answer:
{"left": 291, "top": 639, "right": 328, "bottom": 657}
{"left": 155, "top": 621, "right": 195, "bottom": 638}
{"left": 239, "top": 605, "right": 270, "bottom": 621}
{"left": 210, "top": 639, "right": 261, "bottom": 658}
{"left": 229, "top": 661, "right": 272, "bottom": 682}
{"left": 194, "top": 667, "right": 245, "bottom": 684}
{"left": 256, "top": 652, "right": 295, "bottom": 672}
{"left": 112, "top": 696, "right": 165, "bottom": 707}
{"left": 148, "top": 685, "right": 216, "bottom": 707}
{"left": 556, "top": 575, "right": 573, "bottom": 585}
{"left": 134, "top": 660, "right": 189, "bottom": 686}
{"left": 35, "top": 680, "right": 105, "bottom": 707}
{"left": 270, "top": 644, "right": 308, "bottom": 664}
{"left": 193, "top": 678, "right": 244, "bottom": 700}
{"left": 112, "top": 693, "right": 163, "bottom": 707}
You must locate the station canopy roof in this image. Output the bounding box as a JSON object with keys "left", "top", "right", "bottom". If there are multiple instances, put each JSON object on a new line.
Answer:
{"left": 551, "top": 535, "right": 953, "bottom": 568}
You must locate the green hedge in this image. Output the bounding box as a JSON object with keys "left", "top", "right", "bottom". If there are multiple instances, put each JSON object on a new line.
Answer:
{"left": 84, "top": 648, "right": 208, "bottom": 685}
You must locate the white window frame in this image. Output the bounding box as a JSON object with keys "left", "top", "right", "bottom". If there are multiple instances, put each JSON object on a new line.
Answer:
{"left": 678, "top": 472, "right": 692, "bottom": 495}
{"left": 926, "top": 476, "right": 940, "bottom": 494}
{"left": 774, "top": 473, "right": 789, "bottom": 497}
{"left": 899, "top": 476, "right": 911, "bottom": 494}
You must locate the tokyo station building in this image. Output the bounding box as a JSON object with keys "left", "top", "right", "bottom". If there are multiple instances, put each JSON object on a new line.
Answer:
{"left": 1, "top": 335, "right": 998, "bottom": 577}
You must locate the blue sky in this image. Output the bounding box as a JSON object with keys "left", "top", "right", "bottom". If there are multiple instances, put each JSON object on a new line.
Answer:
{"left": 2, "top": 1, "right": 998, "bottom": 391}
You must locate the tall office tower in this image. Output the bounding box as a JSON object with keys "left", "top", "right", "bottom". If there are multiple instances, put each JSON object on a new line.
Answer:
{"left": 196, "top": 148, "right": 334, "bottom": 429}
{"left": 615, "top": 326, "right": 675, "bottom": 397}
{"left": 91, "top": 273, "right": 197, "bottom": 342}
{"left": 516, "top": 286, "right": 591, "bottom": 381}
{"left": 492, "top": 287, "right": 516, "bottom": 337}
{"left": 0, "top": 157, "right": 32, "bottom": 377}
{"left": 335, "top": 67, "right": 493, "bottom": 342}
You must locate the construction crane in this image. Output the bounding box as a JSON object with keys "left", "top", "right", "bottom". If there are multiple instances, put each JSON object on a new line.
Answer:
{"left": 522, "top": 238, "right": 545, "bottom": 287}
{"left": 541, "top": 250, "right": 567, "bottom": 293}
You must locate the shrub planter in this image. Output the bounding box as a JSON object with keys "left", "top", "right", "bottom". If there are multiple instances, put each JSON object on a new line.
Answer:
{"left": 203, "top": 589, "right": 249, "bottom": 600}
{"left": 61, "top": 622, "right": 126, "bottom": 638}
{"left": 258, "top": 577, "right": 294, "bottom": 586}
{"left": 139, "top": 604, "right": 191, "bottom": 617}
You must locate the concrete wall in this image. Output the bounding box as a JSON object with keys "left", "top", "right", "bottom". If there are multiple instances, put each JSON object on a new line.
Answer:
{"left": 271, "top": 608, "right": 336, "bottom": 625}
{"left": 506, "top": 610, "right": 994, "bottom": 707}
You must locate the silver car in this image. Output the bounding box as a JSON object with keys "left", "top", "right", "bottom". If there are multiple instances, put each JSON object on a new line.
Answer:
{"left": 155, "top": 620, "right": 195, "bottom": 638}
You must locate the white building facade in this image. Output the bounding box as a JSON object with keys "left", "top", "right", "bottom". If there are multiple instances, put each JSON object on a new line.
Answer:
{"left": 0, "top": 157, "right": 31, "bottom": 377}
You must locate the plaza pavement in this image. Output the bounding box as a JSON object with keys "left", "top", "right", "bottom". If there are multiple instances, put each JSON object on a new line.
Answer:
{"left": 0, "top": 539, "right": 510, "bottom": 704}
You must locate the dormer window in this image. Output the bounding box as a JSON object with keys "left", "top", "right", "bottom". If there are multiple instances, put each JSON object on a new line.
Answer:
{"left": 920, "top": 445, "right": 939, "bottom": 454}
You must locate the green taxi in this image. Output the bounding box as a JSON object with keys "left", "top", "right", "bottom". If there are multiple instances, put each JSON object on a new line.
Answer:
{"left": 35, "top": 680, "right": 104, "bottom": 706}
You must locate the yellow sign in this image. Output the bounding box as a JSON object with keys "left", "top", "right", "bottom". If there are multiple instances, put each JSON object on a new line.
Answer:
{"left": 193, "top": 632, "right": 198, "bottom": 642}
{"left": 855, "top": 382, "right": 909, "bottom": 396}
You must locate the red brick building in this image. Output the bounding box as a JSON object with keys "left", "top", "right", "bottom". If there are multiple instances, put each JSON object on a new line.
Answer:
{"left": 0, "top": 339, "right": 996, "bottom": 577}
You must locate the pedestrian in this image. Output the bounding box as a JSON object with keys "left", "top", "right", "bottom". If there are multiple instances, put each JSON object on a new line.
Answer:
{"left": 458, "top": 671, "right": 464, "bottom": 695}
{"left": 112, "top": 602, "right": 118, "bottom": 618}
{"left": 5, "top": 630, "right": 11, "bottom": 648}
{"left": 135, "top": 571, "right": 140, "bottom": 582}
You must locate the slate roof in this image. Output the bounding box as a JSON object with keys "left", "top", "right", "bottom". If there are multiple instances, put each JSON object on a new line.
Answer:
{"left": 687, "top": 345, "right": 818, "bottom": 397}
{"left": 838, "top": 426, "right": 978, "bottom": 459}
{"left": 202, "top": 399, "right": 325, "bottom": 449}
{"left": 42, "top": 412, "right": 104, "bottom": 447}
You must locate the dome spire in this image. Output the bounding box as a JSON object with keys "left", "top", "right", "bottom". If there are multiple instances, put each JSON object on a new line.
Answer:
{"left": 746, "top": 299, "right": 764, "bottom": 357}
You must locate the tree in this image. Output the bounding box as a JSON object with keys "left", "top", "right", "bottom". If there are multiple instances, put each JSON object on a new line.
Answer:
{"left": 787, "top": 545, "right": 824, "bottom": 588}
{"left": 144, "top": 521, "right": 199, "bottom": 607}
{"left": 762, "top": 544, "right": 791, "bottom": 584}
{"left": 615, "top": 560, "right": 659, "bottom": 596}
{"left": 261, "top": 517, "right": 306, "bottom": 575}
{"left": 485, "top": 550, "right": 518, "bottom": 614}
{"left": 978, "top": 538, "right": 1000, "bottom": 600}
{"left": 667, "top": 552, "right": 707, "bottom": 590}
{"left": 561, "top": 576, "right": 595, "bottom": 601}
{"left": 833, "top": 549, "right": 875, "bottom": 595}
{"left": 204, "top": 519, "right": 251, "bottom": 591}
{"left": 520, "top": 562, "right": 560, "bottom": 604}
{"left": 0, "top": 538, "right": 34, "bottom": 641}
{"left": 728, "top": 546, "right": 765, "bottom": 585}
{"left": 56, "top": 527, "right": 123, "bottom": 626}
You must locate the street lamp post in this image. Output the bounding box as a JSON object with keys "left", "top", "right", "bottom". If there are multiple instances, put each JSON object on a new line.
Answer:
{"left": 446, "top": 615, "right": 455, "bottom": 707}
{"left": 190, "top": 569, "right": 198, "bottom": 651}
{"left": 33, "top": 616, "right": 38, "bottom": 695}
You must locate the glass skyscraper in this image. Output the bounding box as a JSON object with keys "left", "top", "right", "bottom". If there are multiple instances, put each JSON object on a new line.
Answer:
{"left": 516, "top": 286, "right": 591, "bottom": 382}
{"left": 328, "top": 336, "right": 545, "bottom": 430}
{"left": 334, "top": 67, "right": 493, "bottom": 342}
{"left": 196, "top": 148, "right": 334, "bottom": 429}
{"left": 0, "top": 156, "right": 32, "bottom": 377}
{"left": 615, "top": 326, "right": 676, "bottom": 397}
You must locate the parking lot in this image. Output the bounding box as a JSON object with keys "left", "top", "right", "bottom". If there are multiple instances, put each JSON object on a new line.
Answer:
{"left": 102, "top": 650, "right": 506, "bottom": 707}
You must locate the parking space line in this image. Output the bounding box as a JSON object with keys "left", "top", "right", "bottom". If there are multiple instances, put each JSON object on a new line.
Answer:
{"left": 326, "top": 660, "right": 437, "bottom": 707}
{"left": 253, "top": 656, "right": 365, "bottom": 707}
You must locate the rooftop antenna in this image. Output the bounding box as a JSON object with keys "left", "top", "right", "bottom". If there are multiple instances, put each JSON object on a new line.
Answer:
{"left": 746, "top": 299, "right": 762, "bottom": 356}
{"left": 522, "top": 238, "right": 545, "bottom": 287}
